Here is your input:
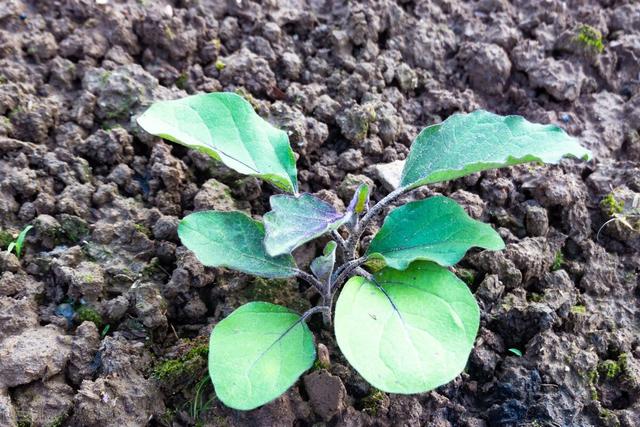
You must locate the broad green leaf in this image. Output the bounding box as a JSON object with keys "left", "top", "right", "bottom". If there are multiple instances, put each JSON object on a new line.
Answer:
{"left": 264, "top": 193, "right": 351, "bottom": 256}
{"left": 334, "top": 261, "right": 479, "bottom": 393}
{"left": 209, "top": 302, "right": 316, "bottom": 410}
{"left": 401, "top": 110, "right": 592, "bottom": 189}
{"left": 366, "top": 196, "right": 504, "bottom": 270}
{"left": 178, "top": 211, "right": 296, "bottom": 278}
{"left": 347, "top": 183, "right": 370, "bottom": 214}
{"left": 137, "top": 92, "right": 298, "bottom": 193}
{"left": 310, "top": 241, "right": 337, "bottom": 286}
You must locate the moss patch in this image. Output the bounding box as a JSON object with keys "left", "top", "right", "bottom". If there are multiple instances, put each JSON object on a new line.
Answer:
{"left": 245, "top": 277, "right": 310, "bottom": 313}
{"left": 455, "top": 268, "right": 476, "bottom": 286}
{"left": 58, "top": 214, "right": 90, "bottom": 243}
{"left": 600, "top": 193, "right": 624, "bottom": 217}
{"left": 598, "top": 353, "right": 629, "bottom": 380}
{"left": 527, "top": 292, "right": 543, "bottom": 303}
{"left": 134, "top": 223, "right": 152, "bottom": 238}
{"left": 576, "top": 25, "right": 604, "bottom": 54}
{"left": 361, "top": 389, "right": 386, "bottom": 416}
{"left": 0, "top": 229, "right": 14, "bottom": 250}
{"left": 76, "top": 305, "right": 103, "bottom": 328}
{"left": 234, "top": 87, "right": 259, "bottom": 111}
{"left": 153, "top": 339, "right": 209, "bottom": 384}
{"left": 570, "top": 305, "right": 586, "bottom": 314}
{"left": 175, "top": 73, "right": 188, "bottom": 90}
{"left": 551, "top": 250, "right": 565, "bottom": 271}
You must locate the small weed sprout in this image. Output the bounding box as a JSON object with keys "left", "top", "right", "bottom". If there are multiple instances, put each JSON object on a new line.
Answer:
{"left": 6, "top": 224, "right": 33, "bottom": 259}
{"left": 138, "top": 92, "right": 591, "bottom": 410}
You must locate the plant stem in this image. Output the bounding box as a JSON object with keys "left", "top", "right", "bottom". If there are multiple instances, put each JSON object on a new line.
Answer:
{"left": 330, "top": 256, "right": 368, "bottom": 291}
{"left": 331, "top": 230, "right": 347, "bottom": 256}
{"left": 301, "top": 305, "right": 330, "bottom": 321}
{"left": 295, "top": 269, "right": 325, "bottom": 293}
{"left": 302, "top": 304, "right": 331, "bottom": 327}
{"left": 344, "top": 186, "right": 410, "bottom": 259}
{"left": 355, "top": 267, "right": 373, "bottom": 281}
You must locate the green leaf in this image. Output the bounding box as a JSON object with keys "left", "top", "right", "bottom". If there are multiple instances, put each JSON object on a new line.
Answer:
{"left": 264, "top": 193, "right": 351, "bottom": 256}
{"left": 14, "top": 225, "right": 33, "bottom": 258}
{"left": 137, "top": 92, "right": 298, "bottom": 193}
{"left": 508, "top": 348, "right": 523, "bottom": 357}
{"left": 178, "top": 211, "right": 297, "bottom": 278}
{"left": 401, "top": 110, "right": 592, "bottom": 189}
{"left": 334, "top": 262, "right": 479, "bottom": 394}
{"left": 209, "top": 302, "right": 316, "bottom": 410}
{"left": 366, "top": 196, "right": 504, "bottom": 270}
{"left": 310, "top": 241, "right": 337, "bottom": 286}
{"left": 348, "top": 183, "right": 370, "bottom": 214}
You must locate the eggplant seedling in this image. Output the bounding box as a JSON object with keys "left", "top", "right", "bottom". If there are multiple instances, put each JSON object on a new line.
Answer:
{"left": 138, "top": 92, "right": 591, "bottom": 410}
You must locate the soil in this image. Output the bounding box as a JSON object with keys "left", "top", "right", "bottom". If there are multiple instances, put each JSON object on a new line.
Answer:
{"left": 0, "top": 0, "right": 639, "bottom": 426}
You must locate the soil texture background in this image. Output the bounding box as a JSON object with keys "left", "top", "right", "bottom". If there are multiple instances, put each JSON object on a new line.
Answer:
{"left": 0, "top": 0, "right": 639, "bottom": 426}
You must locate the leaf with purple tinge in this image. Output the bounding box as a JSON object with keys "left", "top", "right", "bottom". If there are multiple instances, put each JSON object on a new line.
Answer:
{"left": 264, "top": 194, "right": 352, "bottom": 256}
{"left": 310, "top": 241, "right": 337, "bottom": 286}
{"left": 346, "top": 183, "right": 370, "bottom": 215}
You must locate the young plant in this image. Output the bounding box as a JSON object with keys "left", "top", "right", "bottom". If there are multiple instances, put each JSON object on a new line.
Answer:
{"left": 138, "top": 92, "right": 591, "bottom": 410}
{"left": 6, "top": 224, "right": 33, "bottom": 259}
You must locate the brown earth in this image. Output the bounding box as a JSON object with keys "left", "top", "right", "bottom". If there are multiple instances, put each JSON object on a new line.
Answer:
{"left": 0, "top": 0, "right": 639, "bottom": 426}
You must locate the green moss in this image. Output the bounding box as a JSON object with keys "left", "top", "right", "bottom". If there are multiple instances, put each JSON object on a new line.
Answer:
{"left": 100, "top": 71, "right": 111, "bottom": 85}
{"left": 598, "top": 354, "right": 629, "bottom": 380}
{"left": 598, "top": 408, "right": 620, "bottom": 427}
{"left": 600, "top": 360, "right": 621, "bottom": 379}
{"left": 101, "top": 122, "right": 122, "bottom": 131}
{"left": 246, "top": 277, "right": 310, "bottom": 313}
{"left": 528, "top": 292, "right": 543, "bottom": 303}
{"left": 58, "top": 214, "right": 90, "bottom": 242}
{"left": 361, "top": 389, "right": 386, "bottom": 416}
{"left": 16, "top": 413, "right": 32, "bottom": 427}
{"left": 141, "top": 257, "right": 166, "bottom": 280}
{"left": 134, "top": 223, "right": 152, "bottom": 237}
{"left": 587, "top": 369, "right": 599, "bottom": 400}
{"left": 600, "top": 193, "right": 624, "bottom": 217}
{"left": 0, "top": 229, "right": 14, "bottom": 250}
{"left": 76, "top": 305, "right": 103, "bottom": 328}
{"left": 313, "top": 359, "right": 330, "bottom": 371}
{"left": 570, "top": 305, "right": 586, "bottom": 314}
{"left": 160, "top": 408, "right": 178, "bottom": 425}
{"left": 154, "top": 359, "right": 184, "bottom": 380}
{"left": 551, "top": 250, "right": 565, "bottom": 271}
{"left": 215, "top": 59, "right": 225, "bottom": 71}
{"left": 153, "top": 341, "right": 209, "bottom": 382}
{"left": 576, "top": 25, "right": 604, "bottom": 54}
{"left": 234, "top": 87, "right": 260, "bottom": 111}
{"left": 176, "top": 73, "right": 188, "bottom": 90}
{"left": 455, "top": 268, "right": 476, "bottom": 286}
{"left": 8, "top": 106, "right": 23, "bottom": 119}
{"left": 185, "top": 343, "right": 209, "bottom": 360}
{"left": 48, "top": 413, "right": 68, "bottom": 427}
{"left": 624, "top": 271, "right": 638, "bottom": 283}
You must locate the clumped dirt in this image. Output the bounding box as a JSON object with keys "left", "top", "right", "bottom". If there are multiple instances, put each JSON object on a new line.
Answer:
{"left": 0, "top": 0, "right": 639, "bottom": 426}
